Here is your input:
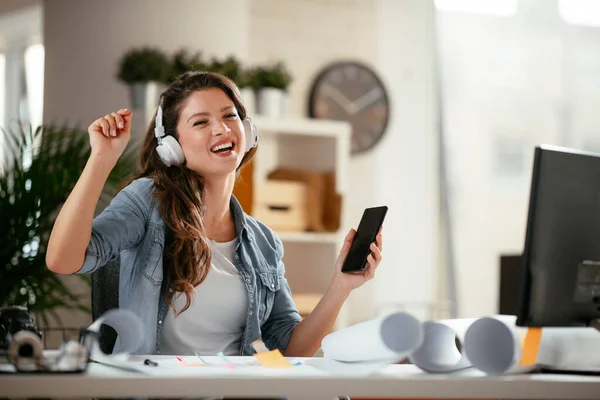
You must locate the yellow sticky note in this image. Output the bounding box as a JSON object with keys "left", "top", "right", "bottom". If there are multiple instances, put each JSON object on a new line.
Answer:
{"left": 253, "top": 349, "right": 293, "bottom": 369}
{"left": 519, "top": 327, "right": 542, "bottom": 366}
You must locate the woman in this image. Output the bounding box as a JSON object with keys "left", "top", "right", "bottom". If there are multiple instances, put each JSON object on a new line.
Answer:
{"left": 46, "top": 71, "right": 383, "bottom": 357}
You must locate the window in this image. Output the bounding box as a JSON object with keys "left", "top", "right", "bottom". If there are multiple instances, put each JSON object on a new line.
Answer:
{"left": 0, "top": 5, "right": 43, "bottom": 170}
{"left": 435, "top": 0, "right": 600, "bottom": 318}
{"left": 0, "top": 4, "right": 43, "bottom": 130}
{"left": 24, "top": 43, "right": 45, "bottom": 131}
{"left": 0, "top": 52, "right": 5, "bottom": 171}
{"left": 559, "top": 0, "right": 600, "bottom": 27}
{"left": 0, "top": 53, "right": 5, "bottom": 130}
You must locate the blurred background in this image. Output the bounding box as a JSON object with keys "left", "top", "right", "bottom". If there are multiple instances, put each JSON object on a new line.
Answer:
{"left": 1, "top": 0, "right": 599, "bottom": 338}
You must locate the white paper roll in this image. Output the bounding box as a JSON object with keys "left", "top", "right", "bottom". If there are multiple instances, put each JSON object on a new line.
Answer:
{"left": 321, "top": 311, "right": 423, "bottom": 362}
{"left": 463, "top": 315, "right": 533, "bottom": 375}
{"left": 464, "top": 315, "right": 600, "bottom": 375}
{"left": 8, "top": 330, "right": 44, "bottom": 372}
{"left": 409, "top": 318, "right": 477, "bottom": 373}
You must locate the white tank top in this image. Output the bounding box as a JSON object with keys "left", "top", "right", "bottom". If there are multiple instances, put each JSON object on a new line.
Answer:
{"left": 160, "top": 238, "right": 249, "bottom": 356}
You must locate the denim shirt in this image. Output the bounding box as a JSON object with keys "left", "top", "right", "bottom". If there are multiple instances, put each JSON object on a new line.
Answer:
{"left": 77, "top": 177, "right": 301, "bottom": 356}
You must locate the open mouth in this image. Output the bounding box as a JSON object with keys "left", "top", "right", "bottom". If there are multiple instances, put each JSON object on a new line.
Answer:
{"left": 211, "top": 141, "right": 235, "bottom": 153}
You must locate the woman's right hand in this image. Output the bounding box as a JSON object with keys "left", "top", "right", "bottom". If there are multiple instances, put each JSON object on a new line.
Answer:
{"left": 88, "top": 109, "right": 132, "bottom": 163}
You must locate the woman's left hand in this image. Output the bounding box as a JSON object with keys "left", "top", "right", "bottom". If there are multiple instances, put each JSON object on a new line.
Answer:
{"left": 330, "top": 227, "right": 383, "bottom": 293}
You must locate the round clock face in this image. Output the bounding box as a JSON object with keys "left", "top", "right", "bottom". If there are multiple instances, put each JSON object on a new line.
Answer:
{"left": 308, "top": 62, "right": 390, "bottom": 154}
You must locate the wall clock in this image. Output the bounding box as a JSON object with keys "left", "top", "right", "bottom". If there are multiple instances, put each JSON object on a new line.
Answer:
{"left": 308, "top": 61, "right": 390, "bottom": 155}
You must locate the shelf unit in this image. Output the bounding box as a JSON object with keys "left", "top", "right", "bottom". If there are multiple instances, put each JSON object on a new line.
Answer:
{"left": 251, "top": 116, "right": 351, "bottom": 204}
{"left": 250, "top": 116, "right": 352, "bottom": 329}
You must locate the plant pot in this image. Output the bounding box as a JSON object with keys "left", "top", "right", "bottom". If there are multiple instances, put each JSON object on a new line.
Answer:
{"left": 129, "top": 82, "right": 165, "bottom": 111}
{"left": 256, "top": 87, "right": 286, "bottom": 118}
{"left": 240, "top": 87, "right": 256, "bottom": 115}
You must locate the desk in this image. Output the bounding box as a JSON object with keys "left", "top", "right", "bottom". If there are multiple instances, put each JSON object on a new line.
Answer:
{"left": 1, "top": 358, "right": 600, "bottom": 399}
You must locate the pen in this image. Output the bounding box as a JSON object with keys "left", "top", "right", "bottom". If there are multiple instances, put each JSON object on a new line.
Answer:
{"left": 144, "top": 358, "right": 158, "bottom": 367}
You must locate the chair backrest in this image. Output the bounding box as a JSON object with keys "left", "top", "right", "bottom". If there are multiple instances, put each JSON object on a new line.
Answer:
{"left": 90, "top": 258, "right": 120, "bottom": 354}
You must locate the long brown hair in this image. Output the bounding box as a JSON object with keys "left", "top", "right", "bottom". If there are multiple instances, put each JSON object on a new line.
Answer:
{"left": 122, "top": 71, "right": 257, "bottom": 315}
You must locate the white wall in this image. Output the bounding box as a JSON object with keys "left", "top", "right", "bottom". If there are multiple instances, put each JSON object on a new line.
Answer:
{"left": 43, "top": 0, "right": 250, "bottom": 131}
{"left": 374, "top": 0, "right": 438, "bottom": 321}
{"left": 0, "top": 0, "right": 40, "bottom": 16}
{"left": 249, "top": 0, "right": 378, "bottom": 119}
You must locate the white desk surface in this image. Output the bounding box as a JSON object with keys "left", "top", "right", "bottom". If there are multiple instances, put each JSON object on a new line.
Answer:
{"left": 1, "top": 356, "right": 600, "bottom": 399}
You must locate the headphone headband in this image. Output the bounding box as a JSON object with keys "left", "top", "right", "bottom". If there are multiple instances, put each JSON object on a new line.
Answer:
{"left": 154, "top": 105, "right": 165, "bottom": 140}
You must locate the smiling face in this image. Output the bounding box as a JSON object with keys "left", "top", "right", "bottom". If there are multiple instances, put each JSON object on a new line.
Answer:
{"left": 176, "top": 88, "right": 246, "bottom": 178}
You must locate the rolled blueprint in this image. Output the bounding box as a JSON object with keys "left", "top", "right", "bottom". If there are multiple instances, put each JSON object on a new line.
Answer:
{"left": 307, "top": 312, "right": 424, "bottom": 375}
{"left": 464, "top": 315, "right": 600, "bottom": 374}
{"left": 409, "top": 318, "right": 477, "bottom": 373}
{"left": 322, "top": 311, "right": 424, "bottom": 362}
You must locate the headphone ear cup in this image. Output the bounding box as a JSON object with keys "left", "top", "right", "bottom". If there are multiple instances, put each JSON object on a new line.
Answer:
{"left": 243, "top": 118, "right": 258, "bottom": 153}
{"left": 157, "top": 135, "right": 185, "bottom": 166}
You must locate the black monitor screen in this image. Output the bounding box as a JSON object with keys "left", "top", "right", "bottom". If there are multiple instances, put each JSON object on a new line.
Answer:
{"left": 516, "top": 145, "right": 600, "bottom": 327}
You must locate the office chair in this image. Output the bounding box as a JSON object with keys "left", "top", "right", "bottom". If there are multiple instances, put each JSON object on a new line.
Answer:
{"left": 90, "top": 258, "right": 120, "bottom": 354}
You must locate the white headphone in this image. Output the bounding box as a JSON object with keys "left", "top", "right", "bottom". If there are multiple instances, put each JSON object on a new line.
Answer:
{"left": 154, "top": 105, "right": 259, "bottom": 167}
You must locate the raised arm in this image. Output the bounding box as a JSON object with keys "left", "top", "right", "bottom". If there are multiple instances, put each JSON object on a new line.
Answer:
{"left": 46, "top": 109, "right": 132, "bottom": 274}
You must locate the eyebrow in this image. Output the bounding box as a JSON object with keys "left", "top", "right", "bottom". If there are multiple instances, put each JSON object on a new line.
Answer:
{"left": 186, "top": 106, "right": 235, "bottom": 123}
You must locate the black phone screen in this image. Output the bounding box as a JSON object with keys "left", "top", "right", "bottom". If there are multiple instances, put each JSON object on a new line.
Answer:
{"left": 341, "top": 206, "right": 388, "bottom": 273}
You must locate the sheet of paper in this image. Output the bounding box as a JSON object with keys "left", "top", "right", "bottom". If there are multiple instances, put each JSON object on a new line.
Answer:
{"left": 463, "top": 315, "right": 600, "bottom": 374}
{"left": 123, "top": 356, "right": 323, "bottom": 377}
{"left": 409, "top": 318, "right": 477, "bottom": 373}
{"left": 536, "top": 325, "right": 600, "bottom": 372}
{"left": 304, "top": 357, "right": 395, "bottom": 376}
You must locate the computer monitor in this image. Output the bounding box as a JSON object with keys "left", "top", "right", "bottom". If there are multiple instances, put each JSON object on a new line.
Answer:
{"left": 516, "top": 145, "right": 600, "bottom": 330}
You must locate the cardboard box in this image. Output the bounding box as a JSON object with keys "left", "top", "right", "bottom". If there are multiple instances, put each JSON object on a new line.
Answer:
{"left": 253, "top": 180, "right": 309, "bottom": 231}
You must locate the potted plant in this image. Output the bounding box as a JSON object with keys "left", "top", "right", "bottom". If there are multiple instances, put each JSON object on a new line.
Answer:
{"left": 169, "top": 49, "right": 207, "bottom": 83}
{"left": 209, "top": 56, "right": 256, "bottom": 114}
{"left": 250, "top": 62, "right": 292, "bottom": 118}
{"left": 237, "top": 69, "right": 257, "bottom": 115}
{"left": 117, "top": 47, "right": 172, "bottom": 110}
{"left": 0, "top": 123, "right": 136, "bottom": 327}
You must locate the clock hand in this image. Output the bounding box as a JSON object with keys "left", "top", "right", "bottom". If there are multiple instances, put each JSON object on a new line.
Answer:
{"left": 352, "top": 87, "right": 383, "bottom": 113}
{"left": 321, "top": 83, "right": 356, "bottom": 114}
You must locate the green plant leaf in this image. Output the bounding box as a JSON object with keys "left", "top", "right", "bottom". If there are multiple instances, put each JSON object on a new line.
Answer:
{"left": 167, "top": 49, "right": 207, "bottom": 83}
{"left": 0, "top": 122, "right": 136, "bottom": 327}
{"left": 117, "top": 47, "right": 173, "bottom": 84}
{"left": 248, "top": 62, "right": 292, "bottom": 90}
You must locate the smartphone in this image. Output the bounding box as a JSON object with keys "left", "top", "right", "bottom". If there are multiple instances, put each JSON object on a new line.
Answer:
{"left": 341, "top": 206, "right": 388, "bottom": 273}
